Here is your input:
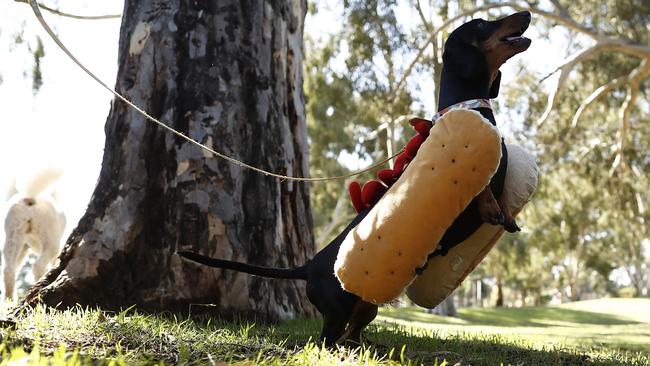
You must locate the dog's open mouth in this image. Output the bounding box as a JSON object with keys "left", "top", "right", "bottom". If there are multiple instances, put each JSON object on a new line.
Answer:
{"left": 500, "top": 27, "right": 530, "bottom": 45}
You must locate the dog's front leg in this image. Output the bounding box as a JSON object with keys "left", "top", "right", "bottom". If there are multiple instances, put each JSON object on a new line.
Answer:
{"left": 477, "top": 187, "right": 521, "bottom": 232}
{"left": 498, "top": 192, "right": 520, "bottom": 233}
{"left": 476, "top": 187, "right": 504, "bottom": 225}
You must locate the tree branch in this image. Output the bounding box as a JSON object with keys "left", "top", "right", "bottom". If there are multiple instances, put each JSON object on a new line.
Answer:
{"left": 499, "top": 2, "right": 599, "bottom": 39}
{"left": 571, "top": 75, "right": 627, "bottom": 129}
{"left": 415, "top": 0, "right": 433, "bottom": 33}
{"left": 536, "top": 45, "right": 603, "bottom": 127}
{"left": 390, "top": 37, "right": 433, "bottom": 103}
{"left": 393, "top": 2, "right": 650, "bottom": 118}
{"left": 356, "top": 1, "right": 650, "bottom": 146}
{"left": 594, "top": 39, "right": 650, "bottom": 60}
{"left": 549, "top": 0, "right": 571, "bottom": 20}
{"left": 610, "top": 60, "right": 650, "bottom": 175}
{"left": 14, "top": 0, "right": 121, "bottom": 20}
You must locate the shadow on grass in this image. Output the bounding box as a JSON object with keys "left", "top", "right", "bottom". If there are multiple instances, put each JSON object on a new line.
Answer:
{"left": 358, "top": 324, "right": 647, "bottom": 366}
{"left": 73, "top": 311, "right": 645, "bottom": 366}
{"left": 379, "top": 306, "right": 640, "bottom": 327}
{"left": 273, "top": 319, "right": 646, "bottom": 366}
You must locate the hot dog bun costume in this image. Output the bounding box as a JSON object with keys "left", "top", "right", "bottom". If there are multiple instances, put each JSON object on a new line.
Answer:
{"left": 334, "top": 109, "right": 502, "bottom": 304}
{"left": 406, "top": 144, "right": 539, "bottom": 308}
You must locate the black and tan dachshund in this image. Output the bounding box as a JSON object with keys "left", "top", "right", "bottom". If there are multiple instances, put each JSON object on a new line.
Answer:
{"left": 178, "top": 11, "right": 532, "bottom": 346}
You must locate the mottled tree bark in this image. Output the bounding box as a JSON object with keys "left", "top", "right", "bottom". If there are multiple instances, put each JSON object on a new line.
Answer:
{"left": 19, "top": 0, "right": 316, "bottom": 321}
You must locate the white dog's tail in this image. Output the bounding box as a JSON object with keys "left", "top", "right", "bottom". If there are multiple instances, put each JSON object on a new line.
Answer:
{"left": 17, "top": 168, "right": 64, "bottom": 198}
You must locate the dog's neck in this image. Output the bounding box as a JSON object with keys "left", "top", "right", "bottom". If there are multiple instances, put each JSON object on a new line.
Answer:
{"left": 437, "top": 71, "right": 496, "bottom": 125}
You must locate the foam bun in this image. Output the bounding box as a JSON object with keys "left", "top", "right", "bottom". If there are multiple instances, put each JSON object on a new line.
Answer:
{"left": 334, "top": 109, "right": 502, "bottom": 304}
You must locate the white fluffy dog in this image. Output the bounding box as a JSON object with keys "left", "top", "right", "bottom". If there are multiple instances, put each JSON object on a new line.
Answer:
{"left": 3, "top": 169, "right": 66, "bottom": 299}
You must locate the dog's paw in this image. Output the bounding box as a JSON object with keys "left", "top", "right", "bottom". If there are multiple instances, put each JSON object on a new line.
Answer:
{"left": 478, "top": 200, "right": 504, "bottom": 225}
{"left": 503, "top": 217, "right": 521, "bottom": 233}
{"left": 341, "top": 336, "right": 377, "bottom": 350}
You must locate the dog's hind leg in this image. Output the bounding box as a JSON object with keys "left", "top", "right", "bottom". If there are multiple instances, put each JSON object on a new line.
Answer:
{"left": 321, "top": 314, "right": 348, "bottom": 346}
{"left": 310, "top": 296, "right": 350, "bottom": 346}
{"left": 3, "top": 269, "right": 16, "bottom": 300}
{"left": 32, "top": 250, "right": 52, "bottom": 281}
{"left": 2, "top": 236, "right": 29, "bottom": 300}
{"left": 3, "top": 263, "right": 17, "bottom": 300}
{"left": 31, "top": 235, "right": 60, "bottom": 281}
{"left": 340, "top": 301, "right": 378, "bottom": 346}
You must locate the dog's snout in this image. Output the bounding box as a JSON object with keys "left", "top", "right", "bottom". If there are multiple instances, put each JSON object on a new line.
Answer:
{"left": 517, "top": 11, "right": 531, "bottom": 19}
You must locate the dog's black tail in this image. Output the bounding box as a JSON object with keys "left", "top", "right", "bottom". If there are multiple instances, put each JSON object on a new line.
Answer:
{"left": 176, "top": 251, "right": 308, "bottom": 280}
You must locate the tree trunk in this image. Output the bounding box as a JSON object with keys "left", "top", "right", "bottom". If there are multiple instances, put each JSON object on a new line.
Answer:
{"left": 642, "top": 264, "right": 650, "bottom": 297}
{"left": 570, "top": 280, "right": 579, "bottom": 302}
{"left": 495, "top": 272, "right": 504, "bottom": 307}
{"left": 19, "top": 0, "right": 316, "bottom": 321}
{"left": 535, "top": 286, "right": 542, "bottom": 306}
{"left": 631, "top": 266, "right": 644, "bottom": 297}
{"left": 433, "top": 294, "right": 458, "bottom": 317}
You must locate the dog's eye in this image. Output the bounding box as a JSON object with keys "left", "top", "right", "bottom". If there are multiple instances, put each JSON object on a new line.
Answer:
{"left": 477, "top": 20, "right": 485, "bottom": 29}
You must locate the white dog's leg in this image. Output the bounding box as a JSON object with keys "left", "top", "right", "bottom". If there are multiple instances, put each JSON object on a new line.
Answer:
{"left": 32, "top": 246, "right": 56, "bottom": 282}
{"left": 3, "top": 236, "right": 29, "bottom": 300}
{"left": 3, "top": 267, "right": 16, "bottom": 300}
{"left": 31, "top": 229, "right": 63, "bottom": 282}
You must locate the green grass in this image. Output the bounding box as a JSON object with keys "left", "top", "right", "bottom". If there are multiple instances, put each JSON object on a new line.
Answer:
{"left": 379, "top": 298, "right": 650, "bottom": 354}
{"left": 378, "top": 298, "right": 650, "bottom": 365}
{"left": 0, "top": 298, "right": 648, "bottom": 365}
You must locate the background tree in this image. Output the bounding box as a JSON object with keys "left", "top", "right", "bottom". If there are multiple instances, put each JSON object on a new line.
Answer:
{"left": 20, "top": 0, "right": 317, "bottom": 320}
{"left": 512, "top": 0, "right": 650, "bottom": 299}
{"left": 305, "top": 0, "right": 419, "bottom": 246}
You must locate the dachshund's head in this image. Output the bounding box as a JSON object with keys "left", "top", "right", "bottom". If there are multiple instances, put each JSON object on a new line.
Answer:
{"left": 442, "top": 11, "right": 532, "bottom": 97}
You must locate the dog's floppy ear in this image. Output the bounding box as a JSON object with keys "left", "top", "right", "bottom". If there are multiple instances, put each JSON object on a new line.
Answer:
{"left": 442, "top": 40, "right": 485, "bottom": 79}
{"left": 489, "top": 71, "right": 502, "bottom": 98}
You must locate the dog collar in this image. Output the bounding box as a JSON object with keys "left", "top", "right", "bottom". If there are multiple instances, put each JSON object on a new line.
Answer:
{"left": 432, "top": 99, "right": 491, "bottom": 121}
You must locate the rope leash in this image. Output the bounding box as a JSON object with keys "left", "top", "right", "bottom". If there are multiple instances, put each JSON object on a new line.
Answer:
{"left": 26, "top": 0, "right": 399, "bottom": 182}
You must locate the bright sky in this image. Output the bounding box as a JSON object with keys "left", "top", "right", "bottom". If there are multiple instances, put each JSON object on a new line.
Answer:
{"left": 0, "top": 1, "right": 572, "bottom": 245}
{"left": 0, "top": 1, "right": 122, "bottom": 239}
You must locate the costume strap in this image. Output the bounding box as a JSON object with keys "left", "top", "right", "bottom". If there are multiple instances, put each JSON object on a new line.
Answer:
{"left": 432, "top": 98, "right": 492, "bottom": 121}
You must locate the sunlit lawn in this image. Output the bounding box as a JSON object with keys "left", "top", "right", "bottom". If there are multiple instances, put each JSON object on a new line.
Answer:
{"left": 378, "top": 297, "right": 650, "bottom": 356}
{"left": 0, "top": 298, "right": 648, "bottom": 365}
